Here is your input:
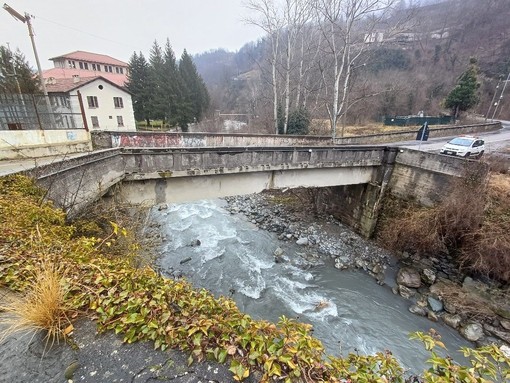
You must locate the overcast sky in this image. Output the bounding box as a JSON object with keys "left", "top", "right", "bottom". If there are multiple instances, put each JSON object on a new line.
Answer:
{"left": 1, "top": 0, "right": 265, "bottom": 68}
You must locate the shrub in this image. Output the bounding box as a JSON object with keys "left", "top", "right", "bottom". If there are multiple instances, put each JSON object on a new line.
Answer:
{"left": 378, "top": 166, "right": 510, "bottom": 283}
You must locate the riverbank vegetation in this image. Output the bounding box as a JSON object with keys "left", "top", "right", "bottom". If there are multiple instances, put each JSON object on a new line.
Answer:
{"left": 378, "top": 157, "right": 510, "bottom": 284}
{"left": 0, "top": 174, "right": 509, "bottom": 382}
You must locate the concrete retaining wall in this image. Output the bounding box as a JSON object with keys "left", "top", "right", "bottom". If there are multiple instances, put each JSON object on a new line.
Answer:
{"left": 0, "top": 129, "right": 92, "bottom": 160}
{"left": 388, "top": 148, "right": 489, "bottom": 206}
{"left": 26, "top": 149, "right": 124, "bottom": 217}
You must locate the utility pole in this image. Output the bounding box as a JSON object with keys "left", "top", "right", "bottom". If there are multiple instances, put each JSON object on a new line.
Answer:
{"left": 3, "top": 3, "right": 54, "bottom": 128}
{"left": 491, "top": 72, "right": 510, "bottom": 121}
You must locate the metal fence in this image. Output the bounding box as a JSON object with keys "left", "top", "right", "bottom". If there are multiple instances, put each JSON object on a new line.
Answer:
{"left": 0, "top": 93, "right": 85, "bottom": 130}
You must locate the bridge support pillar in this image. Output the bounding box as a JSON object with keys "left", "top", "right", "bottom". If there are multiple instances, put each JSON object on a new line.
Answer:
{"left": 324, "top": 147, "right": 397, "bottom": 238}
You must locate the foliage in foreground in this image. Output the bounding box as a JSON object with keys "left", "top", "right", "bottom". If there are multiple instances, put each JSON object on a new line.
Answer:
{"left": 0, "top": 175, "right": 508, "bottom": 382}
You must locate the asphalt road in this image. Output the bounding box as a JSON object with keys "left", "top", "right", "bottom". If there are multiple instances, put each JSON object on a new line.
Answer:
{"left": 394, "top": 120, "right": 510, "bottom": 155}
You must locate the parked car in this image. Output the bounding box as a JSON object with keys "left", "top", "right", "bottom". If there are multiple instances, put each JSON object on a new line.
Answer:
{"left": 440, "top": 136, "right": 485, "bottom": 158}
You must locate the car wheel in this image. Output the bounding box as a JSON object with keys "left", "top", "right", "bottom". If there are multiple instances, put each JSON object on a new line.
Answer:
{"left": 464, "top": 152, "right": 471, "bottom": 158}
{"left": 477, "top": 150, "right": 484, "bottom": 159}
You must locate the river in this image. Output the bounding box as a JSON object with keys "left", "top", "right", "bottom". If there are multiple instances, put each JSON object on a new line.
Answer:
{"left": 153, "top": 198, "right": 471, "bottom": 374}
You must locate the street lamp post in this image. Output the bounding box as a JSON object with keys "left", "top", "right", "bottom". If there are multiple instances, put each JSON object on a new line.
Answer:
{"left": 3, "top": 3, "right": 54, "bottom": 128}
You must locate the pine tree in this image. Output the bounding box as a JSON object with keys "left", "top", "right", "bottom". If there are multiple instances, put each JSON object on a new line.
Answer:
{"left": 0, "top": 46, "right": 40, "bottom": 93}
{"left": 444, "top": 59, "right": 480, "bottom": 119}
{"left": 178, "top": 50, "right": 210, "bottom": 131}
{"left": 162, "top": 40, "right": 183, "bottom": 127}
{"left": 127, "top": 51, "right": 151, "bottom": 125}
{"left": 148, "top": 41, "right": 167, "bottom": 122}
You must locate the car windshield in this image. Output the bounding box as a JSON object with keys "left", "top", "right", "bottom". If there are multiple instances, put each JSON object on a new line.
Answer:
{"left": 448, "top": 137, "right": 474, "bottom": 146}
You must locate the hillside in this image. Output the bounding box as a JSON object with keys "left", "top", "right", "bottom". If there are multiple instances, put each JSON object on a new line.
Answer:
{"left": 194, "top": 0, "right": 510, "bottom": 131}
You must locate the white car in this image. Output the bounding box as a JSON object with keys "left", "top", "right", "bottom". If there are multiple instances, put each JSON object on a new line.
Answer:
{"left": 440, "top": 136, "right": 485, "bottom": 158}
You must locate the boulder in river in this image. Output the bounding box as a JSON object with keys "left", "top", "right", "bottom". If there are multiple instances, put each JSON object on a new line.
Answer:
{"left": 296, "top": 237, "right": 309, "bottom": 246}
{"left": 189, "top": 239, "right": 201, "bottom": 247}
{"left": 427, "top": 296, "right": 444, "bottom": 312}
{"left": 460, "top": 323, "right": 484, "bottom": 342}
{"left": 398, "top": 285, "right": 417, "bottom": 299}
{"left": 422, "top": 268, "right": 437, "bottom": 285}
{"left": 443, "top": 313, "right": 462, "bottom": 329}
{"left": 397, "top": 267, "right": 422, "bottom": 288}
{"left": 409, "top": 304, "right": 428, "bottom": 317}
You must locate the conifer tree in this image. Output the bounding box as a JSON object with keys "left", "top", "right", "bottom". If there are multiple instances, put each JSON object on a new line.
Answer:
{"left": 0, "top": 46, "right": 40, "bottom": 93}
{"left": 162, "top": 40, "right": 183, "bottom": 127}
{"left": 148, "top": 41, "right": 167, "bottom": 122}
{"left": 178, "top": 49, "right": 210, "bottom": 131}
{"left": 127, "top": 51, "right": 151, "bottom": 125}
{"left": 444, "top": 59, "right": 480, "bottom": 118}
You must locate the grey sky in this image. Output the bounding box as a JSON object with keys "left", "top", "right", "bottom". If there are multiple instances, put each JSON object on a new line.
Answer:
{"left": 1, "top": 0, "right": 264, "bottom": 68}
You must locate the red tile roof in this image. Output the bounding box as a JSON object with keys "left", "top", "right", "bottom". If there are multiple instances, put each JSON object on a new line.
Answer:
{"left": 42, "top": 67, "right": 127, "bottom": 87}
{"left": 44, "top": 76, "right": 98, "bottom": 93}
{"left": 43, "top": 75, "right": 130, "bottom": 94}
{"left": 49, "top": 50, "right": 128, "bottom": 67}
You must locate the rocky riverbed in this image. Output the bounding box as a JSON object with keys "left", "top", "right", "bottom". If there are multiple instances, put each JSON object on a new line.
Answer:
{"left": 223, "top": 191, "right": 510, "bottom": 352}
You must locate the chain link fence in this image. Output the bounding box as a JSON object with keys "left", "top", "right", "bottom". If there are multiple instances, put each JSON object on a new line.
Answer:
{"left": 0, "top": 93, "right": 85, "bottom": 130}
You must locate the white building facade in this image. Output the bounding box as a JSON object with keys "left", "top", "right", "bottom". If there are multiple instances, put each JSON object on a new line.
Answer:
{"left": 46, "top": 76, "right": 136, "bottom": 131}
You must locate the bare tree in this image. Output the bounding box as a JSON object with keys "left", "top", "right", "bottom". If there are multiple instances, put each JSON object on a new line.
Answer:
{"left": 281, "top": 0, "right": 314, "bottom": 133}
{"left": 245, "top": 0, "right": 284, "bottom": 134}
{"left": 313, "top": 0, "right": 397, "bottom": 137}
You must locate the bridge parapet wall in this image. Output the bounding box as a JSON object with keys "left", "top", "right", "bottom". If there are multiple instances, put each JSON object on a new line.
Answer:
{"left": 91, "top": 122, "right": 500, "bottom": 149}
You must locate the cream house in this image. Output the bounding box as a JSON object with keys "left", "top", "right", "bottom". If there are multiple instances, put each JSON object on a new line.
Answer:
{"left": 45, "top": 75, "right": 136, "bottom": 131}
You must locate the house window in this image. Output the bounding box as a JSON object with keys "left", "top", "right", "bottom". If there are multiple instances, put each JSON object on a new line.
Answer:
{"left": 106, "top": 65, "right": 113, "bottom": 73}
{"left": 92, "top": 63, "right": 101, "bottom": 71}
{"left": 115, "top": 67, "right": 124, "bottom": 74}
{"left": 117, "top": 116, "right": 124, "bottom": 127}
{"left": 68, "top": 60, "right": 76, "bottom": 69}
{"left": 113, "top": 97, "right": 124, "bottom": 108}
{"left": 87, "top": 96, "right": 99, "bottom": 108}
{"left": 79, "top": 62, "right": 84, "bottom": 69}
{"left": 83, "top": 62, "right": 89, "bottom": 70}
{"left": 91, "top": 116, "right": 99, "bottom": 128}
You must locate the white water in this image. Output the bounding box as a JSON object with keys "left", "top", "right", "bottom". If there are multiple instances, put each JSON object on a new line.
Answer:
{"left": 155, "top": 199, "right": 470, "bottom": 374}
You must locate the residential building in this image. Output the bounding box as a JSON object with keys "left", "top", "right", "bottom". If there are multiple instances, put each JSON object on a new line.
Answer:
{"left": 44, "top": 75, "right": 136, "bottom": 131}
{"left": 44, "top": 50, "right": 128, "bottom": 87}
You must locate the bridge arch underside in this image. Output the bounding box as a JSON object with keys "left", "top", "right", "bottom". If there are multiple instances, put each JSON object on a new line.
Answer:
{"left": 117, "top": 167, "right": 377, "bottom": 206}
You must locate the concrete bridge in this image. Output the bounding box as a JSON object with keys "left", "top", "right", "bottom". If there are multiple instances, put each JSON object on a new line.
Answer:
{"left": 26, "top": 144, "right": 485, "bottom": 238}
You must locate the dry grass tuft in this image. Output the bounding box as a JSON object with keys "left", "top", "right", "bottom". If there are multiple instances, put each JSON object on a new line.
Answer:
{"left": 483, "top": 154, "right": 510, "bottom": 175}
{"left": 459, "top": 173, "right": 510, "bottom": 283}
{"left": 0, "top": 262, "right": 73, "bottom": 347}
